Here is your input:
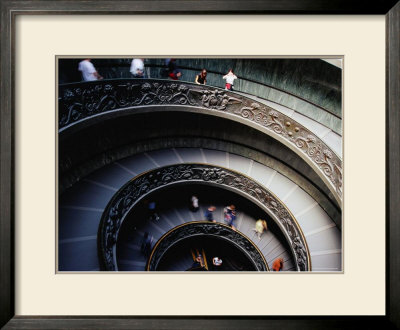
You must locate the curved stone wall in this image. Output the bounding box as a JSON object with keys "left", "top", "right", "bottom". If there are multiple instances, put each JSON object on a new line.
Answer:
{"left": 58, "top": 111, "right": 340, "bottom": 212}
{"left": 58, "top": 80, "right": 342, "bottom": 204}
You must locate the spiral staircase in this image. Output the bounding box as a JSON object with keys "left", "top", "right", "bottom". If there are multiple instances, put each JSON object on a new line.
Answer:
{"left": 58, "top": 70, "right": 342, "bottom": 272}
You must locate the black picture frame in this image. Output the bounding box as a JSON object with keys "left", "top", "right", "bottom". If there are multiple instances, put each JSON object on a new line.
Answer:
{"left": 1, "top": 1, "right": 399, "bottom": 329}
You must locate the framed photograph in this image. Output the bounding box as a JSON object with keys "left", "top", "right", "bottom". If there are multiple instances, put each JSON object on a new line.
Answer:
{"left": 1, "top": 1, "right": 399, "bottom": 329}
{"left": 58, "top": 56, "right": 342, "bottom": 274}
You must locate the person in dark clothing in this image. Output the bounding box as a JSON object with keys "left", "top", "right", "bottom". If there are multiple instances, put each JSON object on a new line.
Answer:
{"left": 204, "top": 206, "right": 216, "bottom": 222}
{"left": 148, "top": 200, "right": 159, "bottom": 221}
{"left": 141, "top": 232, "right": 154, "bottom": 258}
{"left": 195, "top": 69, "right": 207, "bottom": 85}
{"left": 191, "top": 254, "right": 203, "bottom": 268}
{"left": 165, "top": 58, "right": 182, "bottom": 80}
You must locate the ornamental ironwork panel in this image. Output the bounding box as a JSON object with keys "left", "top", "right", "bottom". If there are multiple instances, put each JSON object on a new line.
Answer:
{"left": 59, "top": 79, "right": 342, "bottom": 202}
{"left": 98, "top": 164, "right": 310, "bottom": 271}
{"left": 147, "top": 221, "right": 268, "bottom": 271}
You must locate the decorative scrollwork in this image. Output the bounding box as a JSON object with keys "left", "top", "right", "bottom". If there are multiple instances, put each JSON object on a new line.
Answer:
{"left": 147, "top": 221, "right": 268, "bottom": 271}
{"left": 59, "top": 80, "right": 196, "bottom": 128}
{"left": 59, "top": 79, "right": 342, "bottom": 201}
{"left": 198, "top": 89, "right": 241, "bottom": 110}
{"left": 98, "top": 164, "right": 311, "bottom": 271}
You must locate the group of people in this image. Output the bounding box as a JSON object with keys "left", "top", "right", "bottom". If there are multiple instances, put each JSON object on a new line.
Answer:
{"left": 78, "top": 58, "right": 147, "bottom": 81}
{"left": 203, "top": 204, "right": 236, "bottom": 228}
{"left": 197, "top": 198, "right": 269, "bottom": 238}
{"left": 204, "top": 203, "right": 268, "bottom": 238}
{"left": 191, "top": 253, "right": 223, "bottom": 271}
{"left": 141, "top": 195, "right": 283, "bottom": 271}
{"left": 163, "top": 59, "right": 238, "bottom": 91}
{"left": 78, "top": 58, "right": 238, "bottom": 91}
{"left": 190, "top": 196, "right": 238, "bottom": 229}
{"left": 164, "top": 59, "right": 238, "bottom": 91}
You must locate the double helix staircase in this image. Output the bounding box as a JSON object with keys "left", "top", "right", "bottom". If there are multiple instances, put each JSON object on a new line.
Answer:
{"left": 59, "top": 148, "right": 341, "bottom": 272}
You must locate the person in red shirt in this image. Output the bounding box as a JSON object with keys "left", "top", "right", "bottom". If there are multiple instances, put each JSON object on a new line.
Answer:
{"left": 272, "top": 257, "right": 283, "bottom": 271}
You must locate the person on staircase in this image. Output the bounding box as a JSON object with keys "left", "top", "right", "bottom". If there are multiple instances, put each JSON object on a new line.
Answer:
{"left": 78, "top": 59, "right": 103, "bottom": 81}
{"left": 190, "top": 195, "right": 199, "bottom": 212}
{"left": 272, "top": 257, "right": 284, "bottom": 271}
{"left": 224, "top": 204, "right": 237, "bottom": 230}
{"left": 204, "top": 206, "right": 216, "bottom": 222}
{"left": 141, "top": 232, "right": 154, "bottom": 258}
{"left": 191, "top": 253, "right": 204, "bottom": 269}
{"left": 212, "top": 256, "right": 223, "bottom": 270}
{"left": 165, "top": 58, "right": 182, "bottom": 80}
{"left": 130, "top": 58, "right": 145, "bottom": 78}
{"left": 148, "top": 200, "right": 160, "bottom": 221}
{"left": 222, "top": 68, "right": 237, "bottom": 91}
{"left": 195, "top": 69, "right": 207, "bottom": 85}
{"left": 252, "top": 219, "right": 268, "bottom": 240}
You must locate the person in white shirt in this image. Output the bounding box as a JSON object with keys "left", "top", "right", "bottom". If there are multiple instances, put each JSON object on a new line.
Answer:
{"left": 130, "top": 58, "right": 145, "bottom": 78}
{"left": 223, "top": 69, "right": 237, "bottom": 91}
{"left": 213, "top": 257, "right": 223, "bottom": 266}
{"left": 190, "top": 195, "right": 199, "bottom": 212}
{"left": 78, "top": 59, "right": 103, "bottom": 81}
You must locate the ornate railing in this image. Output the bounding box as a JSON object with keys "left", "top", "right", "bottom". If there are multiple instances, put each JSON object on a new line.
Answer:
{"left": 98, "top": 164, "right": 311, "bottom": 272}
{"left": 59, "top": 79, "right": 342, "bottom": 204}
{"left": 146, "top": 221, "right": 269, "bottom": 271}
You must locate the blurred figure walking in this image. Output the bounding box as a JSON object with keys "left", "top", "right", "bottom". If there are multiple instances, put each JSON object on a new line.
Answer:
{"left": 204, "top": 206, "right": 216, "bottom": 222}
{"left": 272, "top": 257, "right": 284, "bottom": 272}
{"left": 130, "top": 58, "right": 145, "bottom": 78}
{"left": 224, "top": 204, "right": 237, "bottom": 230}
{"left": 141, "top": 232, "right": 153, "bottom": 258}
{"left": 190, "top": 195, "right": 199, "bottom": 212}
{"left": 148, "top": 200, "right": 159, "bottom": 221}
{"left": 78, "top": 59, "right": 103, "bottom": 81}
{"left": 213, "top": 257, "right": 222, "bottom": 266}
{"left": 165, "top": 58, "right": 182, "bottom": 80}
{"left": 252, "top": 219, "right": 268, "bottom": 240}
